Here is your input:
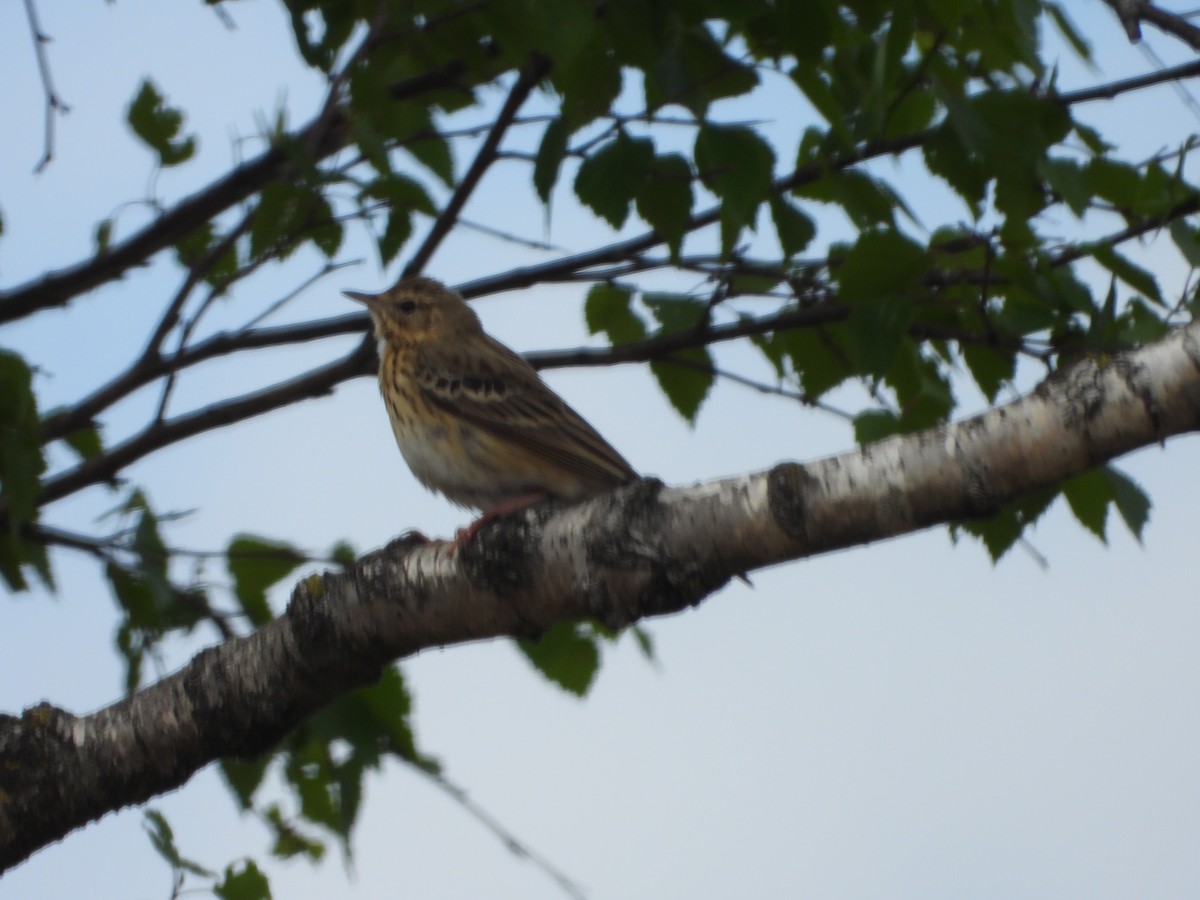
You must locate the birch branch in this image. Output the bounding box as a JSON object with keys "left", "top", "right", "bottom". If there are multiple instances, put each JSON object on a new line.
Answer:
{"left": 3, "top": 319, "right": 1199, "bottom": 873}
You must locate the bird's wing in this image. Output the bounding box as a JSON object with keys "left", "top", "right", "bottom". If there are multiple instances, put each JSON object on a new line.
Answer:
{"left": 414, "top": 336, "right": 637, "bottom": 488}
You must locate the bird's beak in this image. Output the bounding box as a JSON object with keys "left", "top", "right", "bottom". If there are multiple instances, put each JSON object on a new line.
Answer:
{"left": 343, "top": 290, "right": 380, "bottom": 308}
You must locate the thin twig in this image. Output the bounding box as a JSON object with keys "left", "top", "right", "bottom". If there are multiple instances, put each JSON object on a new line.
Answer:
{"left": 23, "top": 0, "right": 70, "bottom": 173}
{"left": 401, "top": 55, "right": 552, "bottom": 279}
{"left": 407, "top": 763, "right": 588, "bottom": 900}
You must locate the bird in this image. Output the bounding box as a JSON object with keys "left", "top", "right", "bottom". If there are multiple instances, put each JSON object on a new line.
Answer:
{"left": 344, "top": 277, "right": 638, "bottom": 539}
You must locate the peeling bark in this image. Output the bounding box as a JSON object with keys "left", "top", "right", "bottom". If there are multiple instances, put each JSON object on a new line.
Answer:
{"left": 3, "top": 321, "right": 1199, "bottom": 872}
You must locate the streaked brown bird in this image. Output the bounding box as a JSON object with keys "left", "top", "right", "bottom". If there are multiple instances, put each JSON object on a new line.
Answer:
{"left": 345, "top": 277, "right": 637, "bottom": 534}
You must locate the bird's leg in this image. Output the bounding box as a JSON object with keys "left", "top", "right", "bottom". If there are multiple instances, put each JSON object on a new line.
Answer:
{"left": 454, "top": 491, "right": 548, "bottom": 548}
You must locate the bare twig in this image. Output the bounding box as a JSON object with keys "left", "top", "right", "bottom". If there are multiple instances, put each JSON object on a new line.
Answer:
{"left": 0, "top": 60, "right": 468, "bottom": 325}
{"left": 23, "top": 0, "right": 70, "bottom": 173}
{"left": 408, "top": 763, "right": 588, "bottom": 900}
{"left": 401, "top": 55, "right": 552, "bottom": 279}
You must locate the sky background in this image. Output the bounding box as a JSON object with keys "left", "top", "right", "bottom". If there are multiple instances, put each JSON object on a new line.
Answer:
{"left": 3, "top": 2, "right": 1200, "bottom": 898}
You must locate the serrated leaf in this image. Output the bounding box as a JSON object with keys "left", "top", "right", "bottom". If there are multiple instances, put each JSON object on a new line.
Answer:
{"left": 961, "top": 343, "right": 1015, "bottom": 403}
{"left": 378, "top": 209, "right": 413, "bottom": 267}
{"left": 534, "top": 117, "right": 569, "bottom": 203}
{"left": 695, "top": 124, "right": 775, "bottom": 252}
{"left": 584, "top": 283, "right": 646, "bottom": 344}
{"left": 574, "top": 134, "right": 655, "bottom": 228}
{"left": 853, "top": 409, "right": 901, "bottom": 444}
{"left": 1104, "top": 466, "right": 1151, "bottom": 543}
{"left": 769, "top": 196, "right": 815, "bottom": 258}
{"left": 841, "top": 297, "right": 913, "bottom": 376}
{"left": 1169, "top": 219, "right": 1200, "bottom": 267}
{"left": 959, "top": 486, "right": 1058, "bottom": 563}
{"left": 1062, "top": 468, "right": 1110, "bottom": 542}
{"left": 517, "top": 621, "right": 601, "bottom": 696}
{"left": 837, "top": 229, "right": 930, "bottom": 304}
{"left": 780, "top": 325, "right": 852, "bottom": 399}
{"left": 215, "top": 860, "right": 272, "bottom": 900}
{"left": 221, "top": 756, "right": 271, "bottom": 810}
{"left": 361, "top": 173, "right": 436, "bottom": 217}
{"left": 650, "top": 349, "right": 714, "bottom": 424}
{"left": 635, "top": 153, "right": 694, "bottom": 259}
{"left": 1040, "top": 157, "right": 1091, "bottom": 216}
{"left": 227, "top": 535, "right": 305, "bottom": 626}
{"left": 404, "top": 134, "right": 454, "bottom": 187}
{"left": 126, "top": 79, "right": 197, "bottom": 167}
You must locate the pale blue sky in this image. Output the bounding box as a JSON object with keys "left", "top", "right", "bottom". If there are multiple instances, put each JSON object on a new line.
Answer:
{"left": 3, "top": 2, "right": 1200, "bottom": 898}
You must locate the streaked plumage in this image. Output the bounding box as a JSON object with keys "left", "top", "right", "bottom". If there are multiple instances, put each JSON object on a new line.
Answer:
{"left": 345, "top": 277, "right": 637, "bottom": 514}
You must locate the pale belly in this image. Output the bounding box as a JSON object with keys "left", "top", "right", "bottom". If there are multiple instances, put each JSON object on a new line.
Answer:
{"left": 390, "top": 418, "right": 543, "bottom": 511}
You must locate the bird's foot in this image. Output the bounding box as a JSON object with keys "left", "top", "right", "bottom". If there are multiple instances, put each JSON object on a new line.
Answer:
{"left": 451, "top": 492, "right": 549, "bottom": 552}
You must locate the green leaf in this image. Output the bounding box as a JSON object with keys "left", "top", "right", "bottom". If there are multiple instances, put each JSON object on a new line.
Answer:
{"left": 221, "top": 756, "right": 271, "bottom": 810}
{"left": 329, "top": 540, "right": 357, "bottom": 569}
{"left": 635, "top": 153, "right": 694, "bottom": 259}
{"left": 695, "top": 124, "right": 775, "bottom": 252}
{"left": 853, "top": 409, "right": 901, "bottom": 444}
{"left": 517, "top": 621, "right": 601, "bottom": 697}
{"left": 584, "top": 283, "right": 647, "bottom": 345}
{"left": 534, "top": 117, "right": 569, "bottom": 203}
{"left": 1091, "top": 246, "right": 1162, "bottom": 305}
{"left": 94, "top": 219, "right": 113, "bottom": 255}
{"left": 144, "top": 809, "right": 213, "bottom": 878}
{"left": 555, "top": 37, "right": 623, "bottom": 129}
{"left": 1040, "top": 157, "right": 1091, "bottom": 217}
{"left": 841, "top": 297, "right": 914, "bottom": 377}
{"left": 796, "top": 168, "right": 903, "bottom": 228}
{"left": 378, "top": 209, "right": 413, "bottom": 267}
{"left": 0, "top": 351, "right": 46, "bottom": 533}
{"left": 961, "top": 343, "right": 1015, "bottom": 403}
{"left": 1062, "top": 467, "right": 1111, "bottom": 542}
{"left": 172, "top": 222, "right": 237, "bottom": 286}
{"left": 360, "top": 173, "right": 436, "bottom": 217}
{"left": 227, "top": 535, "right": 306, "bottom": 626}
{"left": 959, "top": 486, "right": 1059, "bottom": 563}
{"left": 264, "top": 805, "right": 325, "bottom": 862}
{"left": 836, "top": 229, "right": 929, "bottom": 304}
{"left": 642, "top": 294, "right": 714, "bottom": 423}
{"left": 1045, "top": 2, "right": 1093, "bottom": 61}
{"left": 215, "top": 860, "right": 272, "bottom": 900}
{"left": 1063, "top": 465, "right": 1153, "bottom": 545}
{"left": 126, "top": 79, "right": 197, "bottom": 167}
{"left": 769, "top": 196, "right": 815, "bottom": 258}
{"left": 650, "top": 350, "right": 714, "bottom": 424}
{"left": 574, "top": 134, "right": 655, "bottom": 228}
{"left": 631, "top": 625, "right": 657, "bottom": 663}
{"left": 404, "top": 134, "right": 454, "bottom": 188}
{"left": 642, "top": 25, "right": 758, "bottom": 116}
{"left": 250, "top": 181, "right": 340, "bottom": 261}
{"left": 643, "top": 292, "right": 707, "bottom": 332}
{"left": 1169, "top": 219, "right": 1200, "bottom": 267}
{"left": 1105, "top": 466, "right": 1151, "bottom": 543}
{"left": 780, "top": 324, "right": 852, "bottom": 399}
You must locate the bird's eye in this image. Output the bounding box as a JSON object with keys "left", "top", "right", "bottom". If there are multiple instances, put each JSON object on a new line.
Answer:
{"left": 398, "top": 300, "right": 417, "bottom": 313}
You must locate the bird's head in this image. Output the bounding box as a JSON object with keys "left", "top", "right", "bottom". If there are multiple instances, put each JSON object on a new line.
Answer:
{"left": 344, "top": 277, "right": 482, "bottom": 343}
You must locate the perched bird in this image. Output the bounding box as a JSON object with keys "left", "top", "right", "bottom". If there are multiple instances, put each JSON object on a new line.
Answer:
{"left": 345, "top": 277, "right": 638, "bottom": 534}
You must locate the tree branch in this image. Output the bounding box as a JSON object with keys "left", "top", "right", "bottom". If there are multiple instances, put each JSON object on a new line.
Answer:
{"left": 1101, "top": 0, "right": 1200, "bottom": 49}
{"left": 5, "top": 317, "right": 1200, "bottom": 872}
{"left": 401, "top": 55, "right": 551, "bottom": 279}
{"left": 0, "top": 62, "right": 468, "bottom": 326}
